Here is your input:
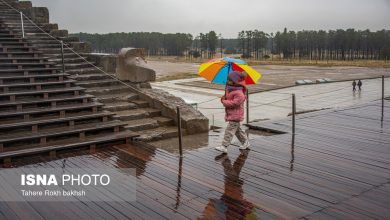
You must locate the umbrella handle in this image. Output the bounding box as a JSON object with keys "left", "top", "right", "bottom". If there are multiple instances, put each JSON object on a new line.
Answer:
{"left": 224, "top": 63, "right": 231, "bottom": 96}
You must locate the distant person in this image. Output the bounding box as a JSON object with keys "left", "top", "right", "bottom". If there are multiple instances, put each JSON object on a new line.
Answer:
{"left": 352, "top": 80, "right": 357, "bottom": 92}
{"left": 216, "top": 71, "right": 250, "bottom": 153}
{"left": 358, "top": 80, "right": 363, "bottom": 91}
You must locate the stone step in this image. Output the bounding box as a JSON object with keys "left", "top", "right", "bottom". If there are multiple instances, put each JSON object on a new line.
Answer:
{"left": 56, "top": 62, "right": 94, "bottom": 70}
{"left": 0, "top": 57, "right": 50, "bottom": 64}
{"left": 112, "top": 108, "right": 161, "bottom": 121}
{"left": 0, "top": 102, "right": 103, "bottom": 121}
{"left": 48, "top": 53, "right": 80, "bottom": 59}
{"left": 29, "top": 39, "right": 62, "bottom": 44}
{"left": 153, "top": 116, "right": 174, "bottom": 126}
{"left": 0, "top": 51, "right": 42, "bottom": 58}
{"left": 0, "top": 67, "right": 60, "bottom": 75}
{"left": 134, "top": 126, "right": 181, "bottom": 142}
{"left": 0, "top": 27, "right": 38, "bottom": 32}
{"left": 0, "top": 62, "right": 56, "bottom": 69}
{"left": 102, "top": 101, "right": 137, "bottom": 111}
{"left": 0, "top": 120, "right": 128, "bottom": 152}
{"left": 0, "top": 41, "right": 30, "bottom": 47}
{"left": 0, "top": 73, "right": 69, "bottom": 84}
{"left": 65, "top": 67, "right": 100, "bottom": 75}
{"left": 33, "top": 43, "right": 66, "bottom": 49}
{"left": 0, "top": 37, "right": 25, "bottom": 43}
{"left": 0, "top": 94, "right": 93, "bottom": 112}
{"left": 0, "top": 47, "right": 35, "bottom": 53}
{"left": 0, "top": 130, "right": 137, "bottom": 161}
{"left": 94, "top": 92, "right": 139, "bottom": 103}
{"left": 49, "top": 57, "right": 86, "bottom": 64}
{"left": 0, "top": 79, "right": 75, "bottom": 93}
{"left": 0, "top": 86, "right": 86, "bottom": 101}
{"left": 124, "top": 118, "right": 160, "bottom": 131}
{"left": 0, "top": 33, "right": 21, "bottom": 38}
{"left": 0, "top": 111, "right": 114, "bottom": 133}
{"left": 76, "top": 79, "right": 121, "bottom": 88}
{"left": 36, "top": 47, "right": 73, "bottom": 54}
{"left": 68, "top": 73, "right": 111, "bottom": 81}
{"left": 129, "top": 99, "right": 150, "bottom": 108}
{"left": 26, "top": 33, "right": 58, "bottom": 37}
{"left": 0, "top": 29, "right": 13, "bottom": 34}
{"left": 86, "top": 85, "right": 130, "bottom": 95}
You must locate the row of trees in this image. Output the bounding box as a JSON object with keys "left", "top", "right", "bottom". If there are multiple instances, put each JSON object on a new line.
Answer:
{"left": 72, "top": 28, "right": 390, "bottom": 60}
{"left": 73, "top": 32, "right": 192, "bottom": 56}
{"left": 239, "top": 28, "right": 390, "bottom": 60}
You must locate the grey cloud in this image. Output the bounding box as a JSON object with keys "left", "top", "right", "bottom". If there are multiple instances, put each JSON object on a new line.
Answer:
{"left": 30, "top": 0, "right": 390, "bottom": 38}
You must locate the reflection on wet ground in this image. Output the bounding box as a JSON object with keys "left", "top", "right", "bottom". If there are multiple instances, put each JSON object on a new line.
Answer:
{"left": 1, "top": 100, "right": 389, "bottom": 219}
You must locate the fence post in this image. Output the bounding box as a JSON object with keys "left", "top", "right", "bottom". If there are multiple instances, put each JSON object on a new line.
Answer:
{"left": 60, "top": 41, "right": 65, "bottom": 73}
{"left": 382, "top": 75, "right": 385, "bottom": 121}
{"left": 292, "top": 94, "right": 296, "bottom": 134}
{"left": 20, "top": 12, "right": 24, "bottom": 38}
{"left": 177, "top": 106, "right": 183, "bottom": 157}
{"left": 246, "top": 89, "right": 249, "bottom": 124}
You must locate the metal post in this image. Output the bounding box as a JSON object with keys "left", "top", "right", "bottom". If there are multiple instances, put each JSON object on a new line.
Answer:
{"left": 292, "top": 94, "right": 296, "bottom": 134}
{"left": 220, "top": 38, "right": 223, "bottom": 58}
{"left": 177, "top": 106, "right": 183, "bottom": 157}
{"left": 246, "top": 89, "right": 249, "bottom": 124}
{"left": 20, "top": 12, "right": 24, "bottom": 38}
{"left": 382, "top": 75, "right": 385, "bottom": 121}
{"left": 60, "top": 41, "right": 65, "bottom": 73}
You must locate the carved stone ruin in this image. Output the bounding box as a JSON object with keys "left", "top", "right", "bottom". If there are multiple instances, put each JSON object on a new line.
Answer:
{"left": 116, "top": 48, "right": 156, "bottom": 83}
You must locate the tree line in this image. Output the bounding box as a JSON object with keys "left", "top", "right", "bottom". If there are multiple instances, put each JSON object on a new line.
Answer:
{"left": 71, "top": 28, "right": 390, "bottom": 60}
{"left": 72, "top": 32, "right": 192, "bottom": 56}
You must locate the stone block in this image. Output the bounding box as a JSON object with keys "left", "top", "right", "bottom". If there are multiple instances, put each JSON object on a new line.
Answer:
{"left": 139, "top": 88, "right": 209, "bottom": 134}
{"left": 83, "top": 53, "right": 117, "bottom": 73}
{"left": 22, "top": 7, "right": 49, "bottom": 24}
{"left": 116, "top": 48, "right": 156, "bottom": 83}
{"left": 12, "top": 1, "right": 32, "bottom": 9}
{"left": 71, "top": 42, "right": 92, "bottom": 53}
{"left": 50, "top": 29, "right": 68, "bottom": 38}
{"left": 316, "top": 79, "right": 326, "bottom": 83}
{"left": 303, "top": 79, "right": 314, "bottom": 84}
{"left": 42, "top": 23, "right": 58, "bottom": 32}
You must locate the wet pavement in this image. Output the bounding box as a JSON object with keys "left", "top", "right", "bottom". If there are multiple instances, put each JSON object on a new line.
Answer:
{"left": 1, "top": 100, "right": 389, "bottom": 219}
{"left": 152, "top": 77, "right": 390, "bottom": 127}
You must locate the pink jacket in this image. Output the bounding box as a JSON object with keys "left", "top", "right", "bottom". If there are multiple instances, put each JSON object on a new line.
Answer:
{"left": 222, "top": 89, "right": 246, "bottom": 122}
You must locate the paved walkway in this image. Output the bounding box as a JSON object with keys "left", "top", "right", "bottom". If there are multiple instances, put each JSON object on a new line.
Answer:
{"left": 1, "top": 100, "right": 389, "bottom": 219}
{"left": 152, "top": 77, "right": 390, "bottom": 127}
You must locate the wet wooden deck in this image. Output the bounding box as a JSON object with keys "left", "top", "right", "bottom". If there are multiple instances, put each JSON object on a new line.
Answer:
{"left": 0, "top": 100, "right": 389, "bottom": 219}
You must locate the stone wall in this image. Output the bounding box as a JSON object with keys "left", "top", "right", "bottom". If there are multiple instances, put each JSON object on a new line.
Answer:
{"left": 7, "top": 0, "right": 50, "bottom": 24}
{"left": 22, "top": 7, "right": 49, "bottom": 24}
{"left": 83, "top": 53, "right": 117, "bottom": 73}
{"left": 139, "top": 89, "right": 209, "bottom": 134}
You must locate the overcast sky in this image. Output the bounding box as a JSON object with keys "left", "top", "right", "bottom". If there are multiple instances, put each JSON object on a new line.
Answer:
{"left": 29, "top": 0, "right": 390, "bottom": 38}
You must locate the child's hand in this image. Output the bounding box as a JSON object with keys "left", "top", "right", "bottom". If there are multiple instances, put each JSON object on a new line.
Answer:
{"left": 221, "top": 96, "right": 226, "bottom": 103}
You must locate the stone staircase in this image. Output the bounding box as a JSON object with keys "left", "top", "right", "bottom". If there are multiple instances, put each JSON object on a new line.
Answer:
{"left": 0, "top": 1, "right": 139, "bottom": 162}
{"left": 0, "top": 0, "right": 186, "bottom": 148}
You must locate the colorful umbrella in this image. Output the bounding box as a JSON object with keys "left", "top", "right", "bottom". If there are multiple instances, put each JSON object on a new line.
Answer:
{"left": 198, "top": 57, "right": 261, "bottom": 85}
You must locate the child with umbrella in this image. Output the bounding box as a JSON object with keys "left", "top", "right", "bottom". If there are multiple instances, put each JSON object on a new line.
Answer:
{"left": 215, "top": 71, "right": 250, "bottom": 153}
